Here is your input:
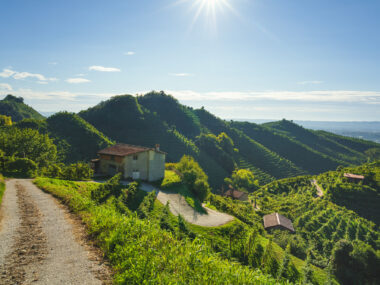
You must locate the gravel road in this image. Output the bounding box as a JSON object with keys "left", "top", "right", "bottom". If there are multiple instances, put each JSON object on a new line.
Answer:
{"left": 0, "top": 179, "right": 111, "bottom": 285}
{"left": 136, "top": 182, "right": 234, "bottom": 227}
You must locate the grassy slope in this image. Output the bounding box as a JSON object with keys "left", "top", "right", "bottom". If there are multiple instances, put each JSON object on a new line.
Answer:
{"left": 0, "top": 174, "right": 5, "bottom": 206}
{"left": 0, "top": 95, "right": 44, "bottom": 122}
{"left": 231, "top": 121, "right": 344, "bottom": 174}
{"left": 79, "top": 95, "right": 199, "bottom": 163}
{"left": 34, "top": 177, "right": 279, "bottom": 284}
{"left": 46, "top": 112, "right": 113, "bottom": 163}
{"left": 195, "top": 109, "right": 306, "bottom": 180}
{"left": 263, "top": 120, "right": 370, "bottom": 165}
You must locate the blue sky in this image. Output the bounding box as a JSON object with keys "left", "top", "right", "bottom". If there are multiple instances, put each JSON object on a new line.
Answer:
{"left": 0, "top": 0, "right": 379, "bottom": 120}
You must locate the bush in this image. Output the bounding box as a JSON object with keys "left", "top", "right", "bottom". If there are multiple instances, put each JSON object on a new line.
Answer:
{"left": 176, "top": 155, "right": 211, "bottom": 202}
{"left": 5, "top": 157, "right": 38, "bottom": 177}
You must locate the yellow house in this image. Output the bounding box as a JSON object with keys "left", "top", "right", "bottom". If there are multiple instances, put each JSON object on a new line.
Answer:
{"left": 93, "top": 143, "right": 166, "bottom": 182}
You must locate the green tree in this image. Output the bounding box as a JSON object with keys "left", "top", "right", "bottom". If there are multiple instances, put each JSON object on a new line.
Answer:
{"left": 224, "top": 169, "right": 259, "bottom": 192}
{"left": 176, "top": 155, "right": 211, "bottom": 201}
{"left": 0, "top": 115, "right": 12, "bottom": 126}
{"left": 0, "top": 127, "right": 57, "bottom": 167}
{"left": 217, "top": 132, "right": 234, "bottom": 154}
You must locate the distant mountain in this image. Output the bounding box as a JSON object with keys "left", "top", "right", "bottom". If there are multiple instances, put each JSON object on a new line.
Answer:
{"left": 238, "top": 119, "right": 380, "bottom": 143}
{"left": 0, "top": 94, "right": 44, "bottom": 122}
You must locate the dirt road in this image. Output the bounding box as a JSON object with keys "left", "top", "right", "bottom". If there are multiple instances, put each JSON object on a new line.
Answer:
{"left": 311, "top": 179, "right": 324, "bottom": 197}
{"left": 0, "top": 179, "right": 111, "bottom": 285}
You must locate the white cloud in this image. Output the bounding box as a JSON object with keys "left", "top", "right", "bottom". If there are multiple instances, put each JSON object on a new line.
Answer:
{"left": 89, "top": 65, "right": 121, "bottom": 72}
{"left": 298, "top": 80, "right": 324, "bottom": 85}
{"left": 169, "top": 73, "right": 193, "bottom": 77}
{"left": 76, "top": 73, "right": 87, "bottom": 77}
{"left": 0, "top": 68, "right": 57, "bottom": 82}
{"left": 0, "top": 83, "right": 12, "bottom": 91}
{"left": 125, "top": 51, "right": 135, "bottom": 55}
{"left": 37, "top": 81, "right": 48, "bottom": 85}
{"left": 48, "top": 62, "right": 58, "bottom": 65}
{"left": 0, "top": 69, "right": 16, "bottom": 78}
{"left": 66, "top": 78, "right": 91, "bottom": 84}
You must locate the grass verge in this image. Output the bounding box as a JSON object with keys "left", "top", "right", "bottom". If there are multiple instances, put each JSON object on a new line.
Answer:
{"left": 34, "top": 177, "right": 280, "bottom": 284}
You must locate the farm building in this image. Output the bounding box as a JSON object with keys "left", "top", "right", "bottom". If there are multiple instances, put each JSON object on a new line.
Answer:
{"left": 343, "top": 173, "right": 365, "bottom": 183}
{"left": 92, "top": 143, "right": 166, "bottom": 182}
{"left": 223, "top": 189, "right": 249, "bottom": 201}
{"left": 263, "top": 213, "right": 295, "bottom": 232}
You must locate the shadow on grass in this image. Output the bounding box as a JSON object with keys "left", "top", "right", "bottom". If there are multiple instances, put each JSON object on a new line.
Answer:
{"left": 163, "top": 183, "right": 207, "bottom": 214}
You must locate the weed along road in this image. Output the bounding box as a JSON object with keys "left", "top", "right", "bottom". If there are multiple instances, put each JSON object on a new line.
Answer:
{"left": 0, "top": 179, "right": 111, "bottom": 285}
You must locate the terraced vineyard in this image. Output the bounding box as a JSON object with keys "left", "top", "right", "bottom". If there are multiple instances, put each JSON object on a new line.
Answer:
{"left": 257, "top": 163, "right": 380, "bottom": 284}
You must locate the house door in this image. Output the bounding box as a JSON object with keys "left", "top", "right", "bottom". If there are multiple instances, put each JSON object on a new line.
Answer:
{"left": 108, "top": 165, "right": 117, "bottom": 176}
{"left": 132, "top": 171, "right": 140, "bottom": 180}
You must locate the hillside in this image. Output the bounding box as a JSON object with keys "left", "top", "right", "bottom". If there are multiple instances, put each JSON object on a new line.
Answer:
{"left": 255, "top": 162, "right": 380, "bottom": 284}
{"left": 263, "top": 120, "right": 369, "bottom": 165}
{"left": 0, "top": 94, "right": 45, "bottom": 122}
{"left": 46, "top": 112, "right": 113, "bottom": 163}
{"left": 77, "top": 92, "right": 379, "bottom": 189}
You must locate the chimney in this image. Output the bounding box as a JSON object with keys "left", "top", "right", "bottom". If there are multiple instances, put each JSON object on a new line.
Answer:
{"left": 155, "top": 144, "right": 160, "bottom": 151}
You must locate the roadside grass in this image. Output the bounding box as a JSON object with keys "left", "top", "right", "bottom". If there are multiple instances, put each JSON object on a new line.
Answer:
{"left": 0, "top": 174, "right": 5, "bottom": 205}
{"left": 161, "top": 170, "right": 206, "bottom": 214}
{"left": 34, "top": 177, "right": 280, "bottom": 284}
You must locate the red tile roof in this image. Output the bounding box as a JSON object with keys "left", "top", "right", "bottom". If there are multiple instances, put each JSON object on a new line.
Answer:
{"left": 263, "top": 213, "right": 295, "bottom": 232}
{"left": 344, "top": 173, "right": 365, "bottom": 180}
{"left": 98, "top": 143, "right": 166, "bottom": 157}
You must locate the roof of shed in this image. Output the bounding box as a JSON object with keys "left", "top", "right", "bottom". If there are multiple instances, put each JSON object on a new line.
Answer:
{"left": 98, "top": 143, "right": 166, "bottom": 157}
{"left": 224, "top": 189, "right": 248, "bottom": 199}
{"left": 344, "top": 173, "right": 365, "bottom": 180}
{"left": 263, "top": 213, "right": 295, "bottom": 232}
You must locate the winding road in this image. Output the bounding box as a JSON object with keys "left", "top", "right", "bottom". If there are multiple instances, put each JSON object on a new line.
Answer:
{"left": 127, "top": 182, "right": 234, "bottom": 227}
{"left": 311, "top": 179, "right": 324, "bottom": 197}
{"left": 0, "top": 179, "right": 111, "bottom": 285}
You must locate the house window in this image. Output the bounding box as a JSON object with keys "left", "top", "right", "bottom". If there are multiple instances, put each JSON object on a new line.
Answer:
{"left": 111, "top": 155, "right": 115, "bottom": 161}
{"left": 133, "top": 155, "right": 138, "bottom": 161}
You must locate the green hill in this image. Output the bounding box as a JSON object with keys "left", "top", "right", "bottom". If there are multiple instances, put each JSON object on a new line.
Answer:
{"left": 263, "top": 119, "right": 368, "bottom": 165}
{"left": 46, "top": 112, "right": 113, "bottom": 163}
{"left": 77, "top": 92, "right": 380, "bottom": 190}
{"left": 0, "top": 94, "right": 44, "bottom": 122}
{"left": 79, "top": 95, "right": 199, "bottom": 162}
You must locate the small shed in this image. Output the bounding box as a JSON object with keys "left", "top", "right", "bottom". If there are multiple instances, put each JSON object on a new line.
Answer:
{"left": 263, "top": 213, "right": 295, "bottom": 232}
{"left": 224, "top": 189, "right": 249, "bottom": 201}
{"left": 344, "top": 173, "right": 365, "bottom": 183}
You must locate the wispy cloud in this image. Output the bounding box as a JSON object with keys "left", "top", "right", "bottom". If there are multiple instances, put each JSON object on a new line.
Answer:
{"left": 125, "top": 51, "right": 135, "bottom": 56}
{"left": 76, "top": 73, "right": 87, "bottom": 77}
{"left": 165, "top": 90, "right": 380, "bottom": 104}
{"left": 0, "top": 83, "right": 12, "bottom": 91}
{"left": 169, "top": 73, "right": 193, "bottom": 77}
{"left": 66, "top": 78, "right": 91, "bottom": 84}
{"left": 89, "top": 65, "right": 121, "bottom": 72}
{"left": 297, "top": 80, "right": 323, "bottom": 85}
{"left": 48, "top": 62, "right": 58, "bottom": 65}
{"left": 0, "top": 68, "right": 57, "bottom": 82}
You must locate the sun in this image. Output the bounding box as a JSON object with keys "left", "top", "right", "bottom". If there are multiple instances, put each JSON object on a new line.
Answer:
{"left": 186, "top": 0, "right": 234, "bottom": 31}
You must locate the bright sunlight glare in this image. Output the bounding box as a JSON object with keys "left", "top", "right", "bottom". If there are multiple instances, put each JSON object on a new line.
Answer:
{"left": 180, "top": 0, "right": 236, "bottom": 32}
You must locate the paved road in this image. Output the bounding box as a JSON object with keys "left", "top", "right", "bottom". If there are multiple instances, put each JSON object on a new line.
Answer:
{"left": 311, "top": 179, "right": 324, "bottom": 197}
{"left": 0, "top": 179, "right": 111, "bottom": 285}
{"left": 126, "top": 181, "right": 234, "bottom": 227}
